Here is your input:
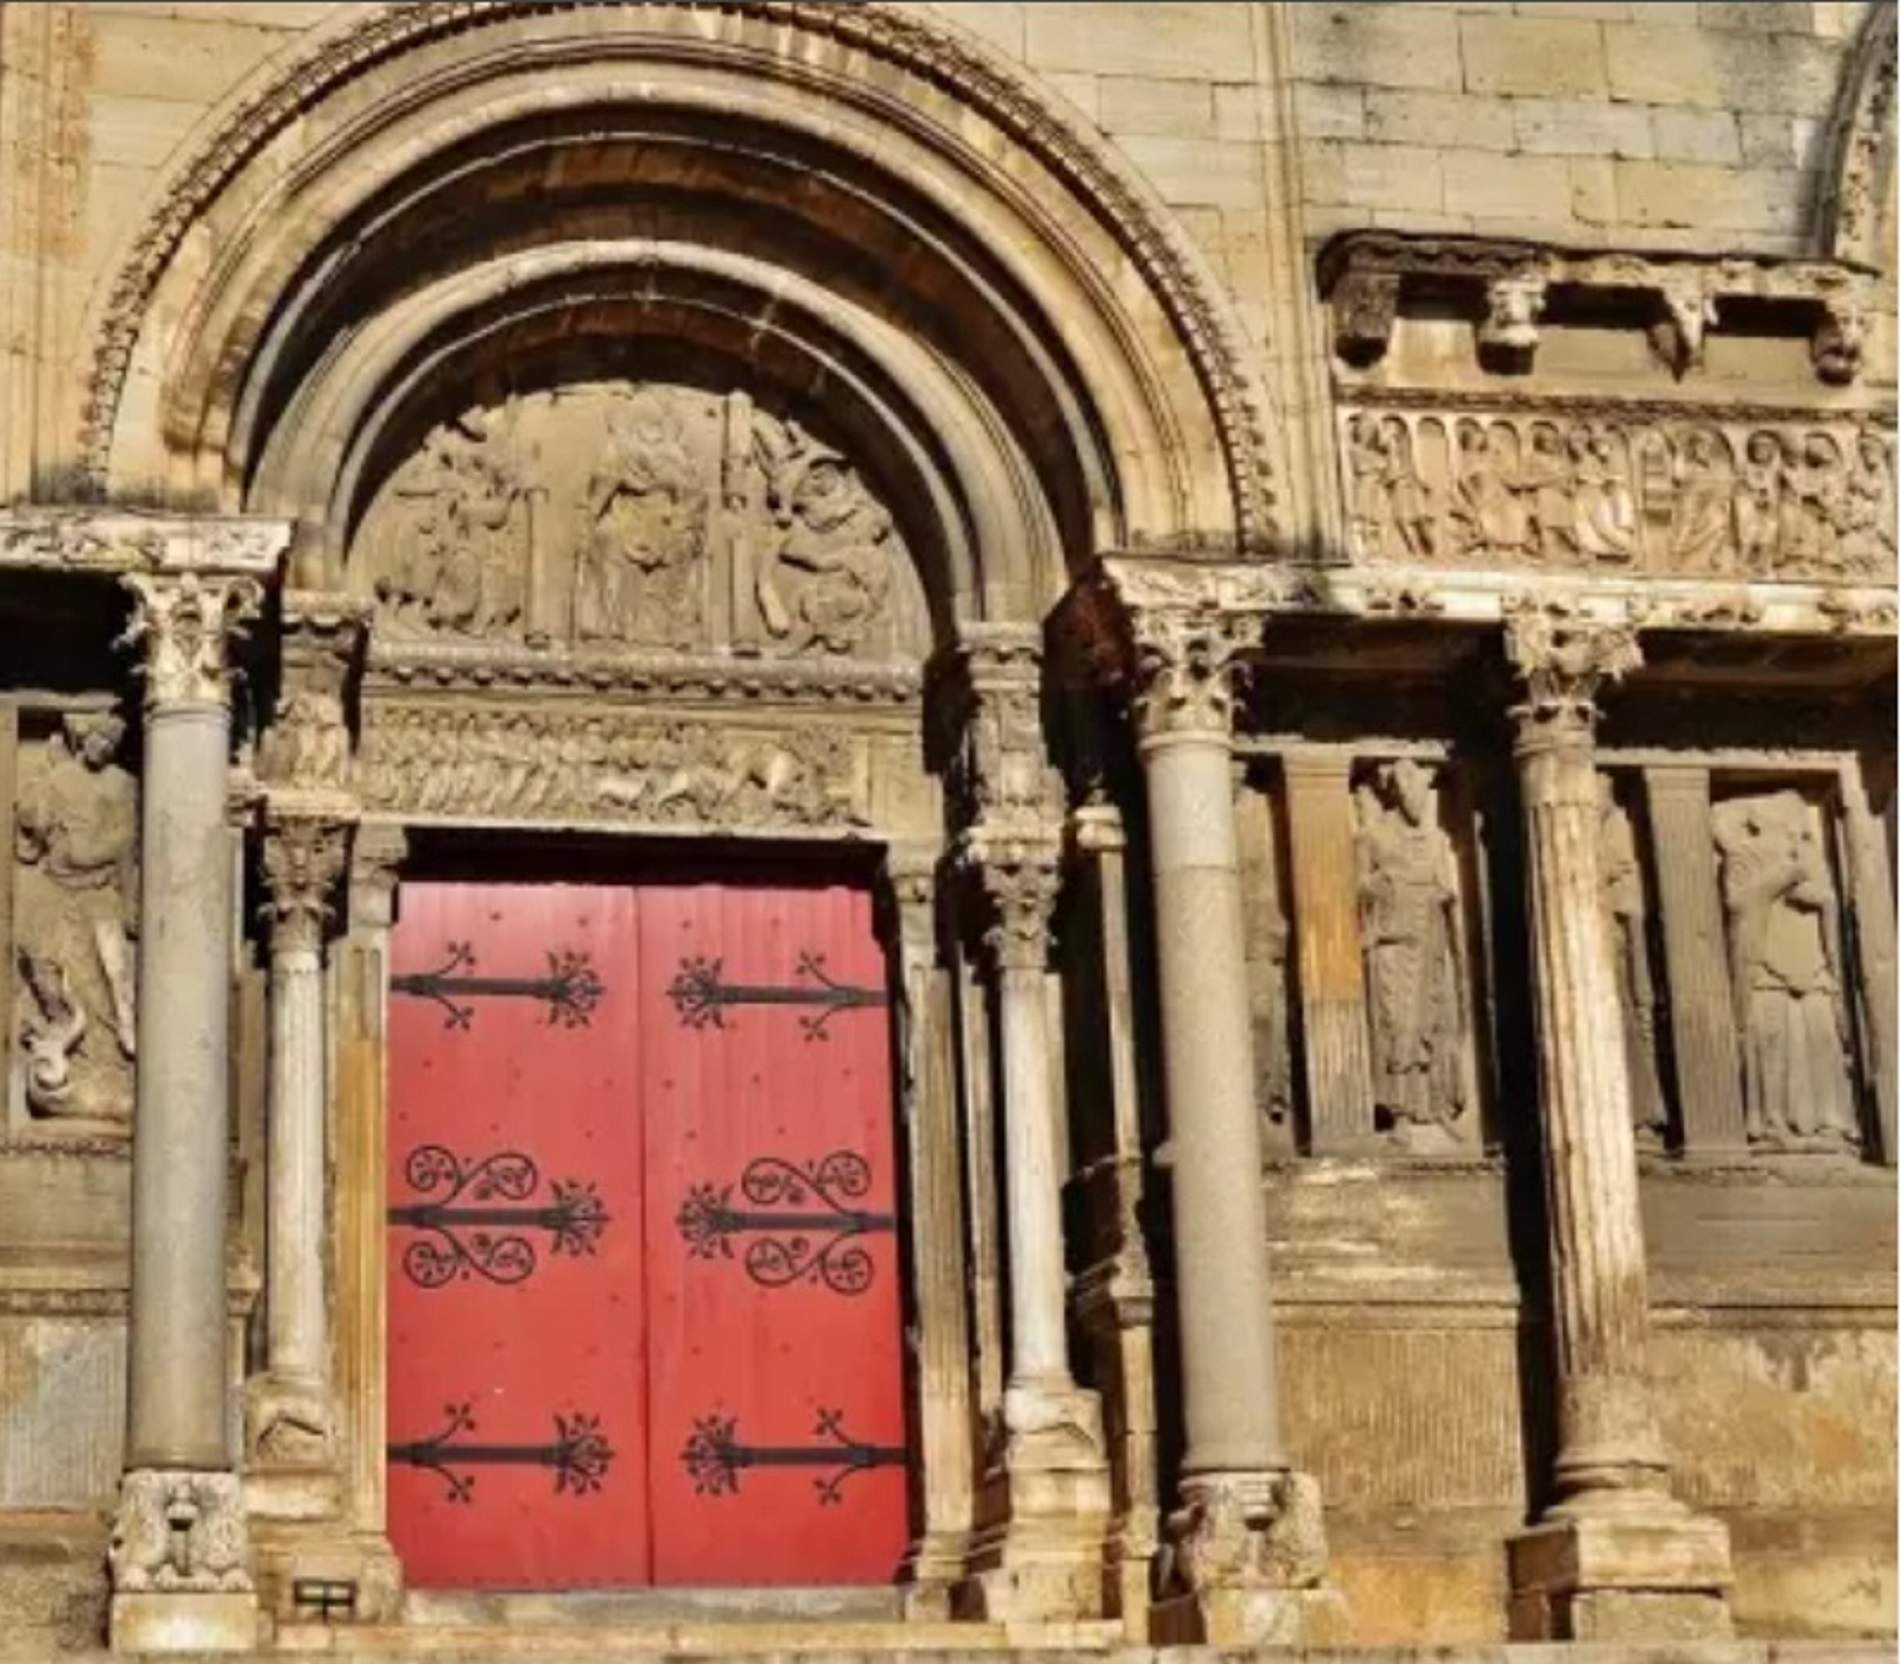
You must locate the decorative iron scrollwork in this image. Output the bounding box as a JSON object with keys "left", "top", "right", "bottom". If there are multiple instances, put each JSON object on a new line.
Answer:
{"left": 680, "top": 1408, "right": 904, "bottom": 1506}
{"left": 666, "top": 950, "right": 885, "bottom": 1039}
{"left": 389, "top": 1144, "right": 608, "bottom": 1287}
{"left": 388, "top": 1403, "right": 613, "bottom": 1503}
{"left": 676, "top": 1152, "right": 893, "bottom": 1295}
{"left": 392, "top": 941, "right": 605, "bottom": 1030}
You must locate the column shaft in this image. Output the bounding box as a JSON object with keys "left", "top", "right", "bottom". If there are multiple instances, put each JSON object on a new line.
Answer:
{"left": 267, "top": 935, "right": 326, "bottom": 1381}
{"left": 127, "top": 705, "right": 236, "bottom": 1470}
{"left": 1142, "top": 732, "right": 1283, "bottom": 1474}
{"left": 1642, "top": 767, "right": 1747, "bottom": 1151}
{"left": 1280, "top": 751, "right": 1378, "bottom": 1150}
{"left": 997, "top": 941, "right": 1070, "bottom": 1387}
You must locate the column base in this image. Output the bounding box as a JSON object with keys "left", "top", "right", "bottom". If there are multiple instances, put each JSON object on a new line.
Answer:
{"left": 1508, "top": 1503, "right": 1733, "bottom": 1640}
{"left": 954, "top": 1384, "right": 1110, "bottom": 1623}
{"left": 110, "top": 1590, "right": 260, "bottom": 1653}
{"left": 1148, "top": 1584, "right": 1350, "bottom": 1645}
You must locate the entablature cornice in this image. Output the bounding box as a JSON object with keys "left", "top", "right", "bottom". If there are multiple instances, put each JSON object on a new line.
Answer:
{"left": 0, "top": 507, "right": 290, "bottom": 578}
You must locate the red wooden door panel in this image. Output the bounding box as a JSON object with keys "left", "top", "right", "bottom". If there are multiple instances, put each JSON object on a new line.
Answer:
{"left": 386, "top": 881, "right": 648, "bottom": 1589}
{"left": 642, "top": 879, "right": 909, "bottom": 1585}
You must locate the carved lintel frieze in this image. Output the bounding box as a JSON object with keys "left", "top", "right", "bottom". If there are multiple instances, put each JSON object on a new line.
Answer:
{"left": 358, "top": 702, "right": 869, "bottom": 832}
{"left": 260, "top": 812, "right": 351, "bottom": 955}
{"left": 1321, "top": 231, "right": 1874, "bottom": 384}
{"left": 119, "top": 572, "right": 264, "bottom": 712}
{"left": 1501, "top": 598, "right": 1643, "bottom": 758}
{"left": 970, "top": 838, "right": 1062, "bottom": 975}
{"left": 109, "top": 1468, "right": 254, "bottom": 1594}
{"left": 0, "top": 509, "right": 290, "bottom": 578}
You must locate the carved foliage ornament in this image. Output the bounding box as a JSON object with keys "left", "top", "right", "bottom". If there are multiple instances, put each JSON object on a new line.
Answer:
{"left": 975, "top": 843, "right": 1061, "bottom": 974}
{"left": 358, "top": 703, "right": 866, "bottom": 831}
{"left": 1340, "top": 406, "right": 1896, "bottom": 583}
{"left": 1501, "top": 600, "right": 1642, "bottom": 748}
{"left": 110, "top": 1469, "right": 253, "bottom": 1594}
{"left": 357, "top": 385, "right": 915, "bottom": 662}
{"left": 261, "top": 817, "right": 349, "bottom": 953}
{"left": 118, "top": 573, "right": 263, "bottom": 710}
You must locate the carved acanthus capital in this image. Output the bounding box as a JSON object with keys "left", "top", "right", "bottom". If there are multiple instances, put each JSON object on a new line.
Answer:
{"left": 119, "top": 572, "right": 264, "bottom": 712}
{"left": 261, "top": 813, "right": 351, "bottom": 954}
{"left": 1501, "top": 599, "right": 1643, "bottom": 756}
{"left": 1127, "top": 602, "right": 1263, "bottom": 744}
{"left": 972, "top": 839, "right": 1062, "bottom": 974}
{"left": 109, "top": 1468, "right": 254, "bottom": 1594}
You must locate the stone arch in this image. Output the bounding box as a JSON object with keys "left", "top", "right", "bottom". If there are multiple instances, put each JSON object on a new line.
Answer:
{"left": 80, "top": 0, "right": 1283, "bottom": 636}
{"left": 1820, "top": 0, "right": 1897, "bottom": 270}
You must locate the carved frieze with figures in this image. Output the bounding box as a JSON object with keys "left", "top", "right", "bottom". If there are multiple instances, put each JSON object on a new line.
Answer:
{"left": 354, "top": 384, "right": 924, "bottom": 662}
{"left": 11, "top": 713, "right": 139, "bottom": 1132}
{"left": 357, "top": 702, "right": 872, "bottom": 833}
{"left": 1340, "top": 400, "right": 1896, "bottom": 583}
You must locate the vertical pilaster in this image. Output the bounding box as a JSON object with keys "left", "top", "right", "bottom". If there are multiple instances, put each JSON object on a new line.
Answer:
{"left": 1280, "top": 750, "right": 1378, "bottom": 1150}
{"left": 1115, "top": 584, "right": 1335, "bottom": 1645}
{"left": 1641, "top": 766, "right": 1747, "bottom": 1152}
{"left": 112, "top": 571, "right": 265, "bottom": 1654}
{"left": 885, "top": 849, "right": 976, "bottom": 1609}
{"left": 1840, "top": 760, "right": 1898, "bottom": 1163}
{"left": 1501, "top": 604, "right": 1731, "bottom": 1643}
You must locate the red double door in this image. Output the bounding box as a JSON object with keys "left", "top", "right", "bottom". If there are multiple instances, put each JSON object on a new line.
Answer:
{"left": 385, "top": 876, "right": 908, "bottom": 1589}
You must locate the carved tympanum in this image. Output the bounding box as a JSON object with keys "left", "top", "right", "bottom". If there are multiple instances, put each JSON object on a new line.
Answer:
{"left": 356, "top": 385, "right": 916, "bottom": 659}
{"left": 1712, "top": 790, "right": 1861, "bottom": 1152}
{"left": 1354, "top": 760, "right": 1470, "bottom": 1149}
{"left": 358, "top": 703, "right": 865, "bottom": 830}
{"left": 1342, "top": 407, "right": 1895, "bottom": 582}
{"left": 12, "top": 714, "right": 139, "bottom": 1128}
{"left": 1597, "top": 776, "right": 1667, "bottom": 1147}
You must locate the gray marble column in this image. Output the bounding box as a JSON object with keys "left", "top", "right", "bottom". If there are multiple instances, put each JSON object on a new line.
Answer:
{"left": 1500, "top": 604, "right": 1731, "bottom": 1643}
{"left": 1121, "top": 598, "right": 1332, "bottom": 1644}
{"left": 244, "top": 811, "right": 349, "bottom": 1491}
{"left": 112, "top": 571, "right": 264, "bottom": 1653}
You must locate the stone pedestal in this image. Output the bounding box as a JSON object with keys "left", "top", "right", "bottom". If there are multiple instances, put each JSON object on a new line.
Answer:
{"left": 112, "top": 571, "right": 267, "bottom": 1652}
{"left": 958, "top": 841, "right": 1110, "bottom": 1623}
{"left": 1500, "top": 604, "right": 1731, "bottom": 1641}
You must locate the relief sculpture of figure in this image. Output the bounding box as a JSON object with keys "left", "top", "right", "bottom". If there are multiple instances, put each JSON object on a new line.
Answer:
{"left": 1380, "top": 416, "right": 1439, "bottom": 561}
{"left": 575, "top": 391, "right": 709, "bottom": 647}
{"left": 14, "top": 713, "right": 139, "bottom": 1125}
{"left": 1449, "top": 422, "right": 1530, "bottom": 561}
{"left": 1344, "top": 415, "right": 1389, "bottom": 560}
{"left": 1598, "top": 777, "right": 1668, "bottom": 1146}
{"left": 754, "top": 428, "right": 893, "bottom": 656}
{"left": 1669, "top": 428, "right": 1736, "bottom": 575}
{"left": 1522, "top": 421, "right": 1576, "bottom": 565}
{"left": 1713, "top": 790, "right": 1860, "bottom": 1151}
{"left": 1778, "top": 431, "right": 1848, "bottom": 576}
{"left": 1845, "top": 431, "right": 1897, "bottom": 576}
{"left": 1355, "top": 760, "right": 1468, "bottom": 1149}
{"left": 1733, "top": 431, "right": 1785, "bottom": 574}
{"left": 1572, "top": 426, "right": 1640, "bottom": 565}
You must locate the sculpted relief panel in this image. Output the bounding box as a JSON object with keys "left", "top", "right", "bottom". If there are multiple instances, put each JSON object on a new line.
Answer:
{"left": 1353, "top": 760, "right": 1475, "bottom": 1152}
{"left": 355, "top": 384, "right": 924, "bottom": 661}
{"left": 1598, "top": 776, "right": 1668, "bottom": 1149}
{"left": 1342, "top": 405, "right": 1896, "bottom": 582}
{"left": 1712, "top": 789, "right": 1862, "bottom": 1153}
{"left": 11, "top": 714, "right": 139, "bottom": 1132}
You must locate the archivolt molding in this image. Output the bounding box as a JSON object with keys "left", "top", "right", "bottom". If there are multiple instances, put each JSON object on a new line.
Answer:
{"left": 1821, "top": 0, "right": 1898, "bottom": 270}
{"left": 79, "top": 0, "right": 1278, "bottom": 553}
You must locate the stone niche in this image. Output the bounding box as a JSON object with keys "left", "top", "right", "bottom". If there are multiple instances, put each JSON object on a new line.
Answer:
{"left": 352, "top": 380, "right": 930, "bottom": 664}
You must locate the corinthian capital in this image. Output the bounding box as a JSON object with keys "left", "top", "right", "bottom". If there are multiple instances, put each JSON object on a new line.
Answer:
{"left": 119, "top": 571, "right": 263, "bottom": 711}
{"left": 261, "top": 813, "right": 350, "bottom": 954}
{"left": 1501, "top": 599, "right": 1642, "bottom": 750}
{"left": 1128, "top": 602, "right": 1263, "bottom": 743}
{"left": 974, "top": 838, "right": 1062, "bottom": 974}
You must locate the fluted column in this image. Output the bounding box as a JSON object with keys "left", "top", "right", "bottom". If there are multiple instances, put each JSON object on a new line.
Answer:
{"left": 1122, "top": 596, "right": 1332, "bottom": 1645}
{"left": 1501, "top": 603, "right": 1731, "bottom": 1643}
{"left": 111, "top": 571, "right": 265, "bottom": 1654}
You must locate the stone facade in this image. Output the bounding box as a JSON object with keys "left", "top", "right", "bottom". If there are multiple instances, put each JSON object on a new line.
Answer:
{"left": 0, "top": 1, "right": 1892, "bottom": 1656}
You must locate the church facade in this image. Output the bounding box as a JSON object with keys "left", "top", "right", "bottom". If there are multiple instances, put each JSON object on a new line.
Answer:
{"left": 0, "top": 2, "right": 1894, "bottom": 1655}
